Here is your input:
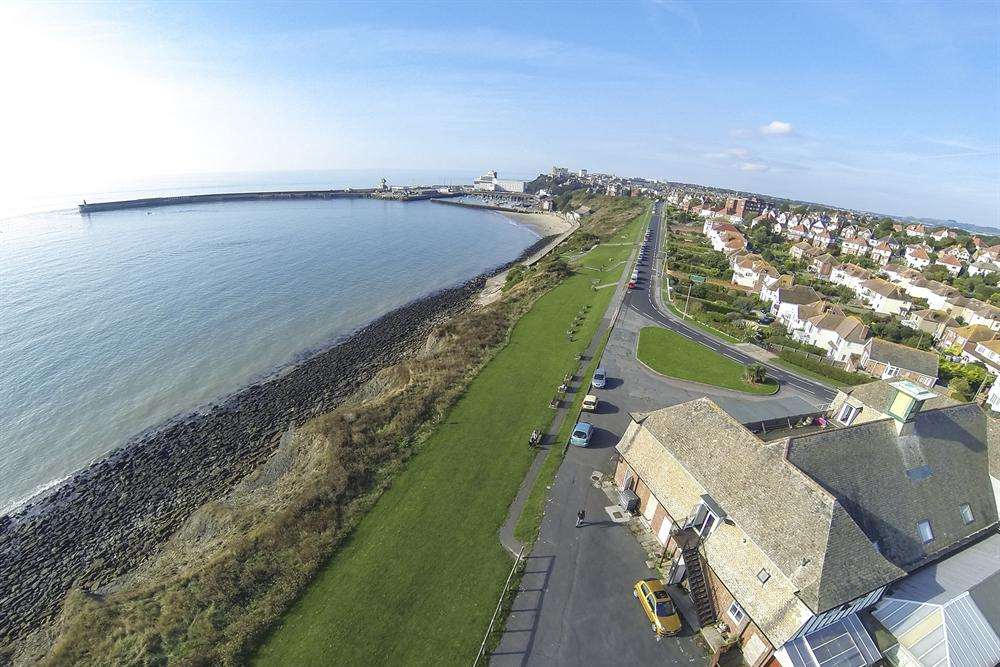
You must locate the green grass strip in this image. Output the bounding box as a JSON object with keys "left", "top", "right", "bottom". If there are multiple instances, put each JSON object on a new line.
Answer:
{"left": 636, "top": 327, "right": 778, "bottom": 394}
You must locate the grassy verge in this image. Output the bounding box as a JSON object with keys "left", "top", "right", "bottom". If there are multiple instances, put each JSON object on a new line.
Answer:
{"left": 771, "top": 350, "right": 869, "bottom": 387}
{"left": 636, "top": 327, "right": 778, "bottom": 395}
{"left": 253, "top": 209, "right": 648, "bottom": 666}
{"left": 766, "top": 356, "right": 850, "bottom": 389}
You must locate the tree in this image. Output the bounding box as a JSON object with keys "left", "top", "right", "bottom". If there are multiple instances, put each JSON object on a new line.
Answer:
{"left": 743, "top": 363, "right": 767, "bottom": 385}
{"left": 948, "top": 377, "right": 972, "bottom": 402}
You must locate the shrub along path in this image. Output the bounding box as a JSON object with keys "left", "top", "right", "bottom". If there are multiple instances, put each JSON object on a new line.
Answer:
{"left": 254, "top": 212, "right": 649, "bottom": 666}
{"left": 636, "top": 326, "right": 779, "bottom": 394}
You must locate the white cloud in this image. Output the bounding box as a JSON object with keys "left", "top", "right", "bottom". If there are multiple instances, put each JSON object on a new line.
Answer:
{"left": 760, "top": 120, "right": 794, "bottom": 135}
{"left": 705, "top": 147, "right": 751, "bottom": 160}
{"left": 740, "top": 162, "right": 770, "bottom": 172}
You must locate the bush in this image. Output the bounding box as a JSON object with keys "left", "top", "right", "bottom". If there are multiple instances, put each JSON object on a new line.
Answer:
{"left": 766, "top": 335, "right": 827, "bottom": 357}
{"left": 776, "top": 350, "right": 871, "bottom": 385}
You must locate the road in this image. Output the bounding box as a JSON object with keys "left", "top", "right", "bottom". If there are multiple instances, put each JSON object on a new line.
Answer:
{"left": 627, "top": 202, "right": 838, "bottom": 405}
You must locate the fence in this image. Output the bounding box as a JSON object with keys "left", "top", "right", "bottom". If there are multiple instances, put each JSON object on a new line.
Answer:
{"left": 761, "top": 342, "right": 847, "bottom": 369}
{"left": 742, "top": 411, "right": 830, "bottom": 436}
{"left": 473, "top": 546, "right": 525, "bottom": 667}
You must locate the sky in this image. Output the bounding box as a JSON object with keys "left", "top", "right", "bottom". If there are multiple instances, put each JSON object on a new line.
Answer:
{"left": 0, "top": 1, "right": 998, "bottom": 226}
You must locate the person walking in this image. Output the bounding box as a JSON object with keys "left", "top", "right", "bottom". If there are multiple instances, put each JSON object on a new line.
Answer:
{"left": 576, "top": 508, "right": 586, "bottom": 527}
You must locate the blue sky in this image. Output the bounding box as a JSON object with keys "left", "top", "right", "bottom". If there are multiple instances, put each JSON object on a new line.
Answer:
{"left": 1, "top": 1, "right": 997, "bottom": 226}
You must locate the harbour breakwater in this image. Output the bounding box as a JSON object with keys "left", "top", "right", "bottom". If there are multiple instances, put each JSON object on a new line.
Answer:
{"left": 0, "top": 234, "right": 556, "bottom": 646}
{"left": 77, "top": 188, "right": 466, "bottom": 213}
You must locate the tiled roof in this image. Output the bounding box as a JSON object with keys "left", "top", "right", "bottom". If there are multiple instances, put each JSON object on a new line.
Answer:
{"left": 620, "top": 399, "right": 905, "bottom": 613}
{"left": 776, "top": 285, "right": 824, "bottom": 305}
{"left": 865, "top": 338, "right": 939, "bottom": 377}
{"left": 861, "top": 278, "right": 907, "bottom": 300}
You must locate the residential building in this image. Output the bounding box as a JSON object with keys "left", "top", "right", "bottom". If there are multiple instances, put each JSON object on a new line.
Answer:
{"left": 869, "top": 242, "right": 893, "bottom": 265}
{"left": 732, "top": 255, "right": 778, "bottom": 290}
{"left": 724, "top": 197, "right": 765, "bottom": 219}
{"left": 905, "top": 245, "right": 932, "bottom": 270}
{"left": 858, "top": 278, "right": 913, "bottom": 315}
{"left": 900, "top": 309, "right": 955, "bottom": 340}
{"left": 929, "top": 227, "right": 958, "bottom": 241}
{"left": 969, "top": 339, "right": 1000, "bottom": 375}
{"left": 613, "top": 381, "right": 996, "bottom": 667}
{"left": 969, "top": 261, "right": 999, "bottom": 277}
{"left": 858, "top": 338, "right": 938, "bottom": 387}
{"left": 987, "top": 381, "right": 1000, "bottom": 412}
{"left": 789, "top": 241, "right": 813, "bottom": 261}
{"left": 797, "top": 311, "right": 870, "bottom": 362}
{"left": 808, "top": 253, "right": 835, "bottom": 279}
{"left": 771, "top": 285, "right": 825, "bottom": 333}
{"left": 905, "top": 223, "right": 928, "bottom": 237}
{"left": 811, "top": 231, "right": 833, "bottom": 249}
{"left": 939, "top": 324, "right": 996, "bottom": 353}
{"left": 942, "top": 244, "right": 971, "bottom": 262}
{"left": 935, "top": 253, "right": 964, "bottom": 276}
{"left": 830, "top": 263, "right": 871, "bottom": 293}
{"left": 841, "top": 236, "right": 869, "bottom": 257}
{"left": 759, "top": 274, "right": 793, "bottom": 305}
{"left": 787, "top": 224, "right": 809, "bottom": 241}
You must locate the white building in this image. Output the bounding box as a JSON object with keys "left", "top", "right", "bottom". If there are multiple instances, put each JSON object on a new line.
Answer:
{"left": 474, "top": 170, "right": 526, "bottom": 193}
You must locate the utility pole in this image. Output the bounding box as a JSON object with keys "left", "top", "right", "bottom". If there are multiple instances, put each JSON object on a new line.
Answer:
{"left": 684, "top": 282, "right": 693, "bottom": 318}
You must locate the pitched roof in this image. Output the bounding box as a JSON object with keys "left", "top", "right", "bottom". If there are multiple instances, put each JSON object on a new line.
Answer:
{"left": 620, "top": 399, "right": 905, "bottom": 613}
{"left": 861, "top": 278, "right": 908, "bottom": 300}
{"left": 787, "top": 397, "right": 997, "bottom": 572}
{"left": 946, "top": 324, "right": 996, "bottom": 343}
{"left": 808, "top": 312, "right": 870, "bottom": 343}
{"left": 937, "top": 254, "right": 962, "bottom": 266}
{"left": 813, "top": 253, "right": 835, "bottom": 264}
{"left": 776, "top": 284, "right": 824, "bottom": 306}
{"left": 865, "top": 338, "right": 939, "bottom": 377}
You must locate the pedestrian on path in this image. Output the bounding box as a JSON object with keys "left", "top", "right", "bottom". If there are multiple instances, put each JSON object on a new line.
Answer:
{"left": 576, "top": 508, "right": 585, "bottom": 527}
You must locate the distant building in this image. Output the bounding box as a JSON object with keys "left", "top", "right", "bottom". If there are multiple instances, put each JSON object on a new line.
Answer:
{"left": 724, "top": 197, "right": 765, "bottom": 219}
{"left": 550, "top": 166, "right": 570, "bottom": 177}
{"left": 474, "top": 170, "right": 526, "bottom": 193}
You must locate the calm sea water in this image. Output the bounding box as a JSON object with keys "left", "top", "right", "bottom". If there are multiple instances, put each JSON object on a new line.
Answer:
{"left": 0, "top": 197, "right": 538, "bottom": 513}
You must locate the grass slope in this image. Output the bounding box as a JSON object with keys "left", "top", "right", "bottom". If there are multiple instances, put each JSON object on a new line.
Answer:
{"left": 254, "top": 211, "right": 649, "bottom": 666}
{"left": 636, "top": 326, "right": 778, "bottom": 394}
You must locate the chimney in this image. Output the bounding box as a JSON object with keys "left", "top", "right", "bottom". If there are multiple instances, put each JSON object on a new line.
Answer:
{"left": 885, "top": 380, "right": 936, "bottom": 435}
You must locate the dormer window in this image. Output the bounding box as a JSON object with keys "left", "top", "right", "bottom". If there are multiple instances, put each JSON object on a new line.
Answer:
{"left": 917, "top": 520, "right": 934, "bottom": 544}
{"left": 836, "top": 403, "right": 860, "bottom": 426}
{"left": 960, "top": 504, "right": 975, "bottom": 525}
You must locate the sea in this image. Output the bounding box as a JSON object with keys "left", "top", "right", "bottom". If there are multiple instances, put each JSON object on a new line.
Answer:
{"left": 0, "top": 170, "right": 540, "bottom": 514}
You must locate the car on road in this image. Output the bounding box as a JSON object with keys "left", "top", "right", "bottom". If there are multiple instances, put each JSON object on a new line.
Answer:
{"left": 592, "top": 367, "right": 607, "bottom": 388}
{"left": 569, "top": 421, "right": 593, "bottom": 447}
{"left": 632, "top": 579, "right": 682, "bottom": 637}
{"left": 582, "top": 394, "right": 598, "bottom": 411}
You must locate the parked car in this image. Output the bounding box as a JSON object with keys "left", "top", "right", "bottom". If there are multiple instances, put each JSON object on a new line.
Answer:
{"left": 569, "top": 421, "right": 593, "bottom": 447}
{"left": 632, "top": 579, "right": 682, "bottom": 636}
{"left": 582, "top": 394, "right": 598, "bottom": 411}
{"left": 628, "top": 280, "right": 637, "bottom": 289}
{"left": 592, "top": 367, "right": 607, "bottom": 388}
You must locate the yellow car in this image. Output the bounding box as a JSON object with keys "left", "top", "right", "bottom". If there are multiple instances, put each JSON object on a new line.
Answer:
{"left": 633, "top": 579, "right": 682, "bottom": 636}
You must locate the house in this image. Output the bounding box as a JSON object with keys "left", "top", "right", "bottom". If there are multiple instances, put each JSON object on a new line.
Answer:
{"left": 929, "top": 227, "right": 958, "bottom": 241}
{"left": 969, "top": 339, "right": 1000, "bottom": 375}
{"left": 808, "top": 253, "right": 835, "bottom": 279}
{"left": 613, "top": 380, "right": 997, "bottom": 667}
{"left": 905, "top": 223, "right": 927, "bottom": 237}
{"left": 771, "top": 285, "right": 825, "bottom": 332}
{"left": 938, "top": 324, "right": 996, "bottom": 353}
{"left": 905, "top": 245, "right": 932, "bottom": 270}
{"left": 869, "top": 242, "right": 893, "bottom": 265}
{"left": 858, "top": 338, "right": 938, "bottom": 387}
{"left": 732, "top": 255, "right": 778, "bottom": 289}
{"left": 811, "top": 231, "right": 833, "bottom": 249}
{"left": 969, "top": 261, "right": 998, "bottom": 277}
{"left": 841, "top": 236, "right": 869, "bottom": 257}
{"left": 858, "top": 278, "right": 913, "bottom": 315}
{"left": 797, "top": 311, "right": 870, "bottom": 362}
{"left": 900, "top": 309, "right": 956, "bottom": 340}
{"left": 787, "top": 224, "right": 809, "bottom": 241}
{"left": 942, "top": 244, "right": 971, "bottom": 262}
{"left": 759, "top": 274, "right": 793, "bottom": 305}
{"left": 882, "top": 263, "right": 917, "bottom": 285}
{"left": 966, "top": 300, "right": 1000, "bottom": 332}
{"left": 789, "top": 241, "right": 814, "bottom": 261}
{"left": 704, "top": 220, "right": 748, "bottom": 255}
{"left": 830, "top": 263, "right": 871, "bottom": 293}
{"left": 987, "top": 381, "right": 1000, "bottom": 412}
{"left": 873, "top": 532, "right": 1000, "bottom": 667}
{"left": 935, "top": 253, "right": 964, "bottom": 276}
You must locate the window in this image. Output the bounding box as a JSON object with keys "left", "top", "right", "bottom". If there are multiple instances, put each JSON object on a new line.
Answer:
{"left": 917, "top": 520, "right": 934, "bottom": 544}
{"left": 960, "top": 504, "right": 975, "bottom": 525}
{"left": 756, "top": 568, "right": 770, "bottom": 585}
{"left": 699, "top": 511, "right": 717, "bottom": 537}
{"left": 727, "top": 601, "right": 746, "bottom": 625}
{"left": 837, "top": 403, "right": 860, "bottom": 426}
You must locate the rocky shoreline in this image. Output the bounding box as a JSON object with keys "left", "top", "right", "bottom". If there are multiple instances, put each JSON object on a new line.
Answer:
{"left": 0, "top": 234, "right": 556, "bottom": 646}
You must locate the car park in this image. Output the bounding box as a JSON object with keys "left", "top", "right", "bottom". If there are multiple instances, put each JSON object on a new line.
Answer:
{"left": 632, "top": 579, "right": 682, "bottom": 636}
{"left": 569, "top": 421, "right": 593, "bottom": 447}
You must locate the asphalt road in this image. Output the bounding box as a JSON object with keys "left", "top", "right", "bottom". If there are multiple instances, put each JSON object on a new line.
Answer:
{"left": 627, "top": 203, "right": 838, "bottom": 406}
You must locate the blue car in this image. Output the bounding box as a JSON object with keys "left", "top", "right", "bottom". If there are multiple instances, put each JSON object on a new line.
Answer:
{"left": 570, "top": 422, "right": 594, "bottom": 447}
